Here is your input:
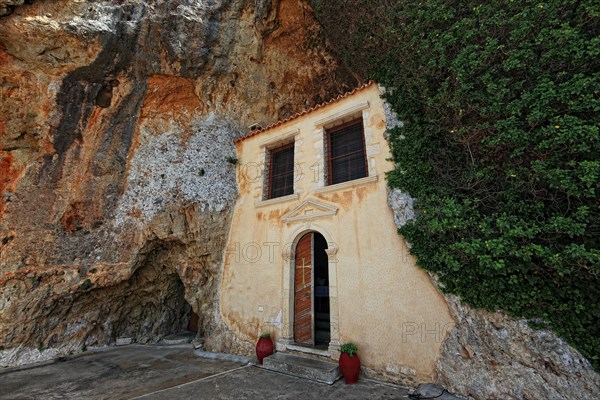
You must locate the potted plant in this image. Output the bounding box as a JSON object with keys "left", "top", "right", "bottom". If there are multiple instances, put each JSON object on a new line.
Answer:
{"left": 339, "top": 343, "right": 361, "bottom": 384}
{"left": 255, "top": 332, "right": 274, "bottom": 365}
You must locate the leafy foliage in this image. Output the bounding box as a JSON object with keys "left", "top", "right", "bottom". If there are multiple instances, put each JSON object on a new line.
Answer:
{"left": 313, "top": 0, "right": 600, "bottom": 367}
{"left": 340, "top": 342, "right": 358, "bottom": 356}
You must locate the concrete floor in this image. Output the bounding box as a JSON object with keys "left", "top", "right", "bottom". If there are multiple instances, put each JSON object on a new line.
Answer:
{"left": 0, "top": 344, "right": 409, "bottom": 400}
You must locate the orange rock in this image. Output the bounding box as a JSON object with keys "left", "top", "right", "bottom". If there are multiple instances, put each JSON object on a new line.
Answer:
{"left": 0, "top": 152, "right": 15, "bottom": 215}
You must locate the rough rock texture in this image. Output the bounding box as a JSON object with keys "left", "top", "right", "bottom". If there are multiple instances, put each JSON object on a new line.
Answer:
{"left": 388, "top": 190, "right": 600, "bottom": 400}
{"left": 0, "top": 0, "right": 355, "bottom": 367}
{"left": 381, "top": 88, "right": 403, "bottom": 140}
{"left": 410, "top": 384, "right": 464, "bottom": 400}
{"left": 437, "top": 296, "right": 600, "bottom": 400}
{"left": 387, "top": 188, "right": 415, "bottom": 231}
{"left": 0, "top": 0, "right": 25, "bottom": 18}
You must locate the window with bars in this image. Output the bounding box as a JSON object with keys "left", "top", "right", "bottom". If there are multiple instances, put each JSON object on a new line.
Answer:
{"left": 266, "top": 142, "right": 295, "bottom": 199}
{"left": 326, "top": 118, "right": 368, "bottom": 185}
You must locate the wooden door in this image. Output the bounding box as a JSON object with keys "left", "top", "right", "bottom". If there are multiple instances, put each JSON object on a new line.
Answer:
{"left": 294, "top": 233, "right": 313, "bottom": 344}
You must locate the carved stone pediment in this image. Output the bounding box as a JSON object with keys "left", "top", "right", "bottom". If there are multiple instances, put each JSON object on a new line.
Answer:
{"left": 281, "top": 199, "right": 338, "bottom": 222}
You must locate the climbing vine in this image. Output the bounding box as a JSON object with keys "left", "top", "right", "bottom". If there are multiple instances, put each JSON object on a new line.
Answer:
{"left": 312, "top": 0, "right": 600, "bottom": 367}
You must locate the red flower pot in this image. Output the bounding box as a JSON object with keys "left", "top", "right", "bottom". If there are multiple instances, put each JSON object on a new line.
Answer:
{"left": 255, "top": 336, "right": 274, "bottom": 365}
{"left": 339, "top": 353, "right": 361, "bottom": 384}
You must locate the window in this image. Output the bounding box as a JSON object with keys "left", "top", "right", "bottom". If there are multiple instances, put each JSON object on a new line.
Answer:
{"left": 326, "top": 118, "right": 368, "bottom": 185}
{"left": 266, "top": 143, "right": 295, "bottom": 199}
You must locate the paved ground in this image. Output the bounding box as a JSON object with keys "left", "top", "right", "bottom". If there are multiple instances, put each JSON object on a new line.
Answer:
{"left": 0, "top": 344, "right": 409, "bottom": 400}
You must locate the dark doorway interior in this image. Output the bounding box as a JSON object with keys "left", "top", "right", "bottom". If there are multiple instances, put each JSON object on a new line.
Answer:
{"left": 188, "top": 310, "right": 199, "bottom": 333}
{"left": 313, "top": 232, "right": 330, "bottom": 347}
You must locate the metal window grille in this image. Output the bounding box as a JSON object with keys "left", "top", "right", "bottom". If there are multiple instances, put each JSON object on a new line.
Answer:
{"left": 326, "top": 119, "right": 368, "bottom": 185}
{"left": 266, "top": 142, "right": 295, "bottom": 199}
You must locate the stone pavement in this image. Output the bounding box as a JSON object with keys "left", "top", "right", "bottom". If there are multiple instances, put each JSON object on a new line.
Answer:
{"left": 0, "top": 344, "right": 409, "bottom": 400}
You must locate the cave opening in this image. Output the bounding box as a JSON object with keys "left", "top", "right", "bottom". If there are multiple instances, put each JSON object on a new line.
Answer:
{"left": 110, "top": 260, "right": 196, "bottom": 343}
{"left": 27, "top": 242, "right": 206, "bottom": 353}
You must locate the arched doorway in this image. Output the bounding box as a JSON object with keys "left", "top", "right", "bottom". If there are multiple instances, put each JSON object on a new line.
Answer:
{"left": 294, "top": 231, "right": 330, "bottom": 348}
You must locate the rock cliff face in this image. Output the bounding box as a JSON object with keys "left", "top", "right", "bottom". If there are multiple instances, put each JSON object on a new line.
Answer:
{"left": 437, "top": 295, "right": 600, "bottom": 400}
{"left": 0, "top": 0, "right": 355, "bottom": 366}
{"left": 4, "top": 2, "right": 597, "bottom": 399}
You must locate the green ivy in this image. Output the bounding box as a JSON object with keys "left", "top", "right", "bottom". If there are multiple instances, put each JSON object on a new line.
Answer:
{"left": 313, "top": 0, "right": 600, "bottom": 368}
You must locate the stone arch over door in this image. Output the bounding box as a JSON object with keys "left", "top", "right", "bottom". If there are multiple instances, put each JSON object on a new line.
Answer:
{"left": 278, "top": 223, "right": 340, "bottom": 358}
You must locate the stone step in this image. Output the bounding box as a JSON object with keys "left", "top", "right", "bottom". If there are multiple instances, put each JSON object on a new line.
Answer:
{"left": 285, "top": 343, "right": 331, "bottom": 360}
{"left": 262, "top": 352, "right": 341, "bottom": 385}
{"left": 161, "top": 331, "right": 195, "bottom": 345}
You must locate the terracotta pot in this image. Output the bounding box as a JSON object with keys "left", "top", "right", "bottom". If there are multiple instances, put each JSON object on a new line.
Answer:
{"left": 255, "top": 336, "right": 274, "bottom": 365}
{"left": 339, "top": 352, "right": 361, "bottom": 384}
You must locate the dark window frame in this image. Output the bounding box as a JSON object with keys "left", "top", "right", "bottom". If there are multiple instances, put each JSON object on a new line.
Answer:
{"left": 266, "top": 142, "right": 295, "bottom": 200}
{"left": 325, "top": 118, "right": 368, "bottom": 185}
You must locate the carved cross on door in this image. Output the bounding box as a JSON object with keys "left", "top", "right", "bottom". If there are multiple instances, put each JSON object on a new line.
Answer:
{"left": 296, "top": 257, "right": 311, "bottom": 289}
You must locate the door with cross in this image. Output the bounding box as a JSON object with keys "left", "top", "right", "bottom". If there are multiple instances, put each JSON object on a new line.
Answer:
{"left": 294, "top": 233, "right": 313, "bottom": 344}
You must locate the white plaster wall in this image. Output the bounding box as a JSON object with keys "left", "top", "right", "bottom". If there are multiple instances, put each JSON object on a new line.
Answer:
{"left": 220, "top": 84, "right": 453, "bottom": 382}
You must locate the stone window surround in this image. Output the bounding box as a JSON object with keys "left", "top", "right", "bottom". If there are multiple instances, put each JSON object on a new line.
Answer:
{"left": 258, "top": 129, "right": 300, "bottom": 202}
{"left": 254, "top": 100, "right": 376, "bottom": 208}
{"left": 315, "top": 100, "right": 376, "bottom": 190}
